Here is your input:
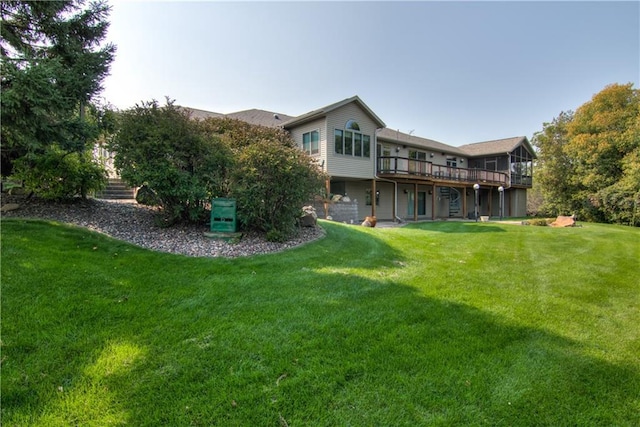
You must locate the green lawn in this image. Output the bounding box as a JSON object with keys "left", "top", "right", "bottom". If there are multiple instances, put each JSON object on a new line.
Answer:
{"left": 1, "top": 218, "right": 639, "bottom": 426}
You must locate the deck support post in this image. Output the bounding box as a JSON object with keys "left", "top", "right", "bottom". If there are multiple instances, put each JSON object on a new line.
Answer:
{"left": 462, "top": 186, "right": 467, "bottom": 219}
{"left": 432, "top": 184, "right": 436, "bottom": 220}
{"left": 413, "top": 183, "right": 418, "bottom": 222}
{"left": 371, "top": 179, "right": 377, "bottom": 218}
{"left": 489, "top": 187, "right": 493, "bottom": 218}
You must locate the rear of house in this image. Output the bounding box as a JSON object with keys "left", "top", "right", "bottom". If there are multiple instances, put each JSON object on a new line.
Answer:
{"left": 281, "top": 96, "right": 535, "bottom": 222}
{"left": 98, "top": 95, "right": 536, "bottom": 222}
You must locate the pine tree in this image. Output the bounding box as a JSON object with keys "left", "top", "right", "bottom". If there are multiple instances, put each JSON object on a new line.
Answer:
{"left": 1, "top": 0, "right": 115, "bottom": 178}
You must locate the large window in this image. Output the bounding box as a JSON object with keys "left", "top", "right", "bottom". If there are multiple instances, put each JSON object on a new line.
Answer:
{"left": 302, "top": 130, "right": 319, "bottom": 155}
{"left": 334, "top": 129, "right": 343, "bottom": 154}
{"left": 334, "top": 120, "right": 370, "bottom": 158}
{"left": 510, "top": 145, "right": 533, "bottom": 186}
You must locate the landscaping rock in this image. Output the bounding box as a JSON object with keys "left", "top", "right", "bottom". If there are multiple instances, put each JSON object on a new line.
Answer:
{"left": 0, "top": 203, "right": 20, "bottom": 212}
{"left": 1, "top": 195, "right": 325, "bottom": 258}
{"left": 550, "top": 215, "right": 576, "bottom": 227}
{"left": 300, "top": 205, "right": 317, "bottom": 227}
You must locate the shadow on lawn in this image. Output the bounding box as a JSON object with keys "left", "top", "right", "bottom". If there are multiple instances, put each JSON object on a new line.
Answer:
{"left": 1, "top": 220, "right": 638, "bottom": 426}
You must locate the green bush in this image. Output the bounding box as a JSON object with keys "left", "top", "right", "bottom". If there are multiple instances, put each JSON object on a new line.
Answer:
{"left": 531, "top": 219, "right": 550, "bottom": 226}
{"left": 229, "top": 138, "right": 325, "bottom": 241}
{"left": 112, "top": 101, "right": 326, "bottom": 238}
{"left": 135, "top": 184, "right": 160, "bottom": 206}
{"left": 13, "top": 147, "right": 107, "bottom": 200}
{"left": 111, "top": 100, "right": 231, "bottom": 224}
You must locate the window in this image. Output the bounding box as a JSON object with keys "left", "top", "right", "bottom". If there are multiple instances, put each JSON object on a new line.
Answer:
{"left": 345, "top": 120, "right": 360, "bottom": 131}
{"left": 303, "top": 130, "right": 319, "bottom": 155}
{"left": 334, "top": 120, "right": 370, "bottom": 158}
{"left": 366, "top": 189, "right": 380, "bottom": 206}
{"left": 409, "top": 150, "right": 427, "bottom": 174}
{"left": 363, "top": 135, "right": 370, "bottom": 157}
{"left": 344, "top": 131, "right": 353, "bottom": 155}
{"left": 334, "top": 129, "right": 343, "bottom": 154}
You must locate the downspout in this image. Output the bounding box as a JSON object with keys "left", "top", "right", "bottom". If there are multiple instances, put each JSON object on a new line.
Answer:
{"left": 374, "top": 128, "right": 401, "bottom": 223}
{"left": 506, "top": 151, "right": 512, "bottom": 189}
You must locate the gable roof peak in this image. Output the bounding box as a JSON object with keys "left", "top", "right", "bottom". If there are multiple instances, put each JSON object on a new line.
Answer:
{"left": 459, "top": 136, "right": 536, "bottom": 158}
{"left": 283, "top": 95, "right": 386, "bottom": 128}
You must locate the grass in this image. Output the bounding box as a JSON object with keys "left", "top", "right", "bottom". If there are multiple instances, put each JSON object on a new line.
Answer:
{"left": 1, "top": 218, "right": 639, "bottom": 426}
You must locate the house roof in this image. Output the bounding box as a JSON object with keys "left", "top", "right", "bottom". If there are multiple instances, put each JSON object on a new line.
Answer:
{"left": 179, "top": 107, "right": 224, "bottom": 120}
{"left": 179, "top": 106, "right": 293, "bottom": 128}
{"left": 283, "top": 95, "right": 386, "bottom": 129}
{"left": 180, "top": 100, "right": 533, "bottom": 160}
{"left": 458, "top": 136, "right": 537, "bottom": 158}
{"left": 225, "top": 109, "right": 295, "bottom": 128}
{"left": 377, "top": 128, "right": 468, "bottom": 157}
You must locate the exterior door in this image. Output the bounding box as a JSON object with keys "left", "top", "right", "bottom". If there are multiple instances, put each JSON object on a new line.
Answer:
{"left": 408, "top": 191, "right": 426, "bottom": 216}
{"left": 409, "top": 150, "right": 427, "bottom": 174}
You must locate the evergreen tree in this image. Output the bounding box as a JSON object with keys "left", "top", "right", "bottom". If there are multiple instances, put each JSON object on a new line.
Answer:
{"left": 1, "top": 0, "right": 115, "bottom": 192}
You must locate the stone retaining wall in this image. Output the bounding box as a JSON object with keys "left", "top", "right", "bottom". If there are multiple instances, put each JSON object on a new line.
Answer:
{"left": 312, "top": 200, "right": 359, "bottom": 224}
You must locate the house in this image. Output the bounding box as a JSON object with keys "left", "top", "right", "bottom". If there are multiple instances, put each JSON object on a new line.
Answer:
{"left": 190, "top": 96, "right": 534, "bottom": 221}
{"left": 102, "top": 96, "right": 536, "bottom": 220}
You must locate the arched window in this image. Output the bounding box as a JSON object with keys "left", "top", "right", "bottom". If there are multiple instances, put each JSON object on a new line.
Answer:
{"left": 335, "top": 120, "right": 370, "bottom": 158}
{"left": 345, "top": 120, "right": 360, "bottom": 131}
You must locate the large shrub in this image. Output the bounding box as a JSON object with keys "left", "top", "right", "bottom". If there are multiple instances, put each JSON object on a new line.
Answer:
{"left": 111, "top": 100, "right": 231, "bottom": 224}
{"left": 229, "top": 138, "right": 325, "bottom": 241}
{"left": 200, "top": 117, "right": 326, "bottom": 240}
{"left": 112, "top": 102, "right": 326, "bottom": 238}
{"left": 13, "top": 146, "right": 107, "bottom": 200}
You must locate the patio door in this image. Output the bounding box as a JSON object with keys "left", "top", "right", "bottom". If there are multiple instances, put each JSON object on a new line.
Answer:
{"left": 409, "top": 150, "right": 427, "bottom": 174}
{"left": 379, "top": 145, "right": 391, "bottom": 172}
{"left": 408, "top": 191, "right": 426, "bottom": 216}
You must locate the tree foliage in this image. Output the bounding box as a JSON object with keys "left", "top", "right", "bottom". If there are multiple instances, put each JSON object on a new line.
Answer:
{"left": 13, "top": 146, "right": 107, "bottom": 200}
{"left": 111, "top": 100, "right": 326, "bottom": 239}
{"left": 531, "top": 111, "right": 576, "bottom": 216}
{"left": 229, "top": 135, "right": 325, "bottom": 241}
{"left": 0, "top": 0, "right": 115, "bottom": 196}
{"left": 196, "top": 116, "right": 326, "bottom": 239}
{"left": 533, "top": 83, "right": 640, "bottom": 225}
{"left": 110, "top": 100, "right": 232, "bottom": 224}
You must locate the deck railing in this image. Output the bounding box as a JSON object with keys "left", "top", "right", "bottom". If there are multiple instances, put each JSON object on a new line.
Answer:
{"left": 377, "top": 156, "right": 509, "bottom": 186}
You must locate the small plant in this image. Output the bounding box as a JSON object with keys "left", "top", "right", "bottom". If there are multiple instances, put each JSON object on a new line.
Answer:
{"left": 529, "top": 218, "right": 551, "bottom": 226}
{"left": 13, "top": 147, "right": 107, "bottom": 200}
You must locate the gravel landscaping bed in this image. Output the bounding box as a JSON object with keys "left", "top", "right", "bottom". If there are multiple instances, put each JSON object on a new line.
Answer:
{"left": 1, "top": 195, "right": 325, "bottom": 258}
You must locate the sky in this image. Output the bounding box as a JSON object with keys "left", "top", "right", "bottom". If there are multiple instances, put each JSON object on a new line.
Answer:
{"left": 102, "top": 1, "right": 639, "bottom": 147}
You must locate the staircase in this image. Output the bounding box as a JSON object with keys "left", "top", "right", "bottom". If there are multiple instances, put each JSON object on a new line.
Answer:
{"left": 449, "top": 188, "right": 461, "bottom": 217}
{"left": 96, "top": 178, "right": 136, "bottom": 200}
{"left": 439, "top": 187, "right": 461, "bottom": 217}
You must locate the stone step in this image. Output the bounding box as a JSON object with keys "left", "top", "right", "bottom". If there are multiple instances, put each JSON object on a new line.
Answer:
{"left": 96, "top": 179, "right": 136, "bottom": 200}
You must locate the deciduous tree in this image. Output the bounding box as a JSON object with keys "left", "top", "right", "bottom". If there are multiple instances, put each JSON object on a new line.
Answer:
{"left": 532, "top": 111, "right": 576, "bottom": 216}
{"left": 565, "top": 83, "right": 640, "bottom": 224}
{"left": 533, "top": 83, "right": 639, "bottom": 225}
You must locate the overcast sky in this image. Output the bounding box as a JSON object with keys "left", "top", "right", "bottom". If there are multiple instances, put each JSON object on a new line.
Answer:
{"left": 102, "top": 1, "right": 639, "bottom": 146}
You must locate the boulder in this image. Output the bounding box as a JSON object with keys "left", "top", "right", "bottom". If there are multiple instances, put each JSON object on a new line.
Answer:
{"left": 0, "top": 203, "right": 20, "bottom": 213}
{"left": 300, "top": 205, "right": 317, "bottom": 227}
{"left": 550, "top": 215, "right": 576, "bottom": 227}
{"left": 362, "top": 216, "right": 377, "bottom": 227}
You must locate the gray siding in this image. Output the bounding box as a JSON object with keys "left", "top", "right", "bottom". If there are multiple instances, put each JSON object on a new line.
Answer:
{"left": 288, "top": 118, "right": 327, "bottom": 164}
{"left": 510, "top": 188, "right": 528, "bottom": 217}
{"left": 326, "top": 103, "right": 378, "bottom": 179}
